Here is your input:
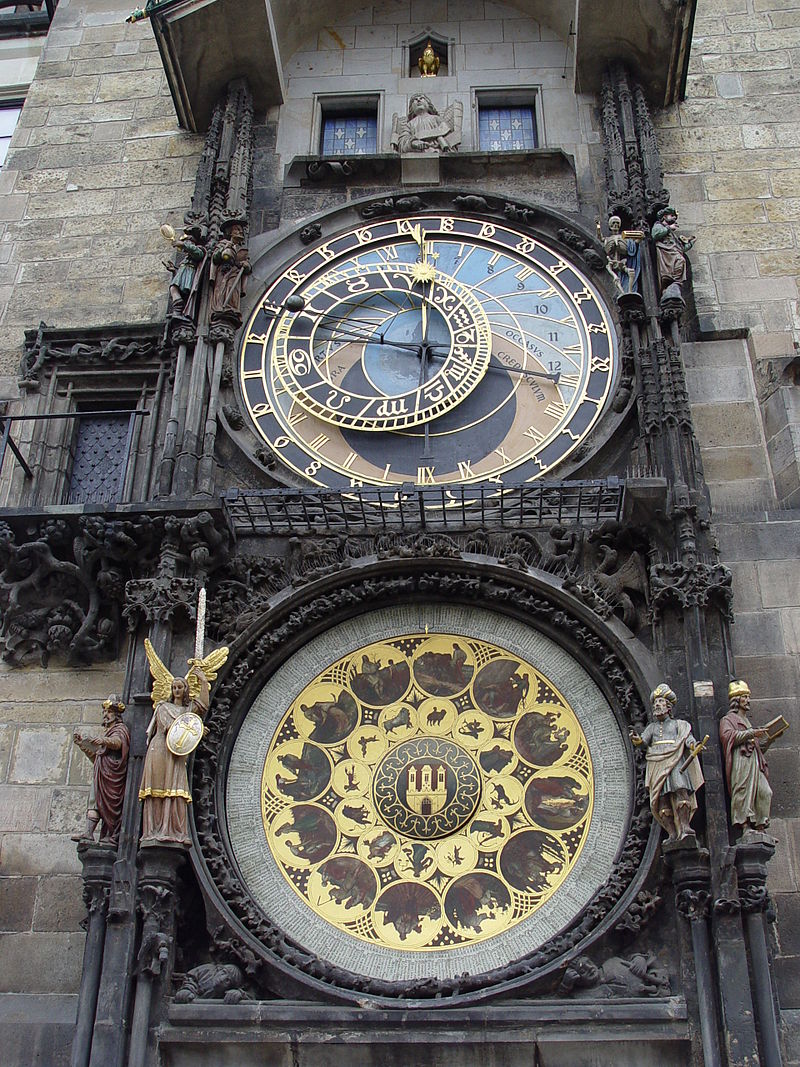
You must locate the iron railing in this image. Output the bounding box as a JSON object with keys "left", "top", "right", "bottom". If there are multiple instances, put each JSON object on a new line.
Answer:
{"left": 224, "top": 478, "right": 625, "bottom": 536}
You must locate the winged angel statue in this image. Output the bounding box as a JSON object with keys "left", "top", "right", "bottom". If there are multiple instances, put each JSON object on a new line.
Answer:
{"left": 391, "top": 93, "right": 463, "bottom": 153}
{"left": 138, "top": 639, "right": 228, "bottom": 847}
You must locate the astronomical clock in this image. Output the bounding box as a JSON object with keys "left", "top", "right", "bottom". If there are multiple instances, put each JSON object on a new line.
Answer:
{"left": 200, "top": 195, "right": 650, "bottom": 1002}
{"left": 238, "top": 210, "right": 618, "bottom": 488}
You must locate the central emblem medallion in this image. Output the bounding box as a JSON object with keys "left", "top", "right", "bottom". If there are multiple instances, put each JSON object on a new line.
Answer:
{"left": 373, "top": 737, "right": 481, "bottom": 840}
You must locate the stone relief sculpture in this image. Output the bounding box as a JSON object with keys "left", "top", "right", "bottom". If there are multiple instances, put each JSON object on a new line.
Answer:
{"left": 597, "top": 215, "right": 643, "bottom": 297}
{"left": 651, "top": 206, "right": 695, "bottom": 293}
{"left": 391, "top": 93, "right": 463, "bottom": 153}
{"left": 631, "top": 683, "right": 705, "bottom": 841}
{"left": 559, "top": 952, "right": 670, "bottom": 998}
{"left": 139, "top": 639, "right": 228, "bottom": 847}
{"left": 72, "top": 695, "right": 130, "bottom": 846}
{"left": 173, "top": 963, "right": 249, "bottom": 1003}
{"left": 720, "top": 679, "right": 787, "bottom": 836}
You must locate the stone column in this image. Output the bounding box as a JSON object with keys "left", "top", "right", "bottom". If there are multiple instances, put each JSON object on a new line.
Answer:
{"left": 734, "top": 835, "right": 782, "bottom": 1067}
{"left": 128, "top": 846, "right": 186, "bottom": 1067}
{"left": 664, "top": 839, "right": 722, "bottom": 1067}
{"left": 71, "top": 843, "right": 115, "bottom": 1067}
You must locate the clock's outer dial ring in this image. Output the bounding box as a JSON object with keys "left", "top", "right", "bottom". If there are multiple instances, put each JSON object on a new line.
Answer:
{"left": 239, "top": 213, "right": 618, "bottom": 488}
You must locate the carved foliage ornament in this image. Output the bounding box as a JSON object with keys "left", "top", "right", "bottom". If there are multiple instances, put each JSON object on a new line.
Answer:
{"left": 192, "top": 566, "right": 652, "bottom": 1002}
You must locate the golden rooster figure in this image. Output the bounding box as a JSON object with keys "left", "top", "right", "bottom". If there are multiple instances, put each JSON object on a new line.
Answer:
{"left": 418, "top": 40, "right": 440, "bottom": 77}
{"left": 138, "top": 639, "right": 228, "bottom": 847}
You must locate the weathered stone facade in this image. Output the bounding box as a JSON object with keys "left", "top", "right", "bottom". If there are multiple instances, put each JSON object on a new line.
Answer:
{"left": 0, "top": 0, "right": 797, "bottom": 1065}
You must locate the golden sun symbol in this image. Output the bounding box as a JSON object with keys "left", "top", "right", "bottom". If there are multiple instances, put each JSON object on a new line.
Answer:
{"left": 410, "top": 261, "right": 436, "bottom": 284}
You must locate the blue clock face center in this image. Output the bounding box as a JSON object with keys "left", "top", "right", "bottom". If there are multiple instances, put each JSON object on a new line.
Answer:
{"left": 360, "top": 302, "right": 450, "bottom": 396}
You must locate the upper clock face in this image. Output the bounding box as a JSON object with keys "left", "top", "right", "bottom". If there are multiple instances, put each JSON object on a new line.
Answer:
{"left": 240, "top": 213, "right": 617, "bottom": 488}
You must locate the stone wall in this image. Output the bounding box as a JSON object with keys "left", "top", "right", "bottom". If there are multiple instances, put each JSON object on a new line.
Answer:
{"left": 656, "top": 0, "right": 800, "bottom": 508}
{"left": 0, "top": 0, "right": 202, "bottom": 378}
{"left": 0, "top": 656, "right": 125, "bottom": 995}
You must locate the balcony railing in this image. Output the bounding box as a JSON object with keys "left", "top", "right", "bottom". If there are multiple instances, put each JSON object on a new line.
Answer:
{"left": 0, "top": 0, "right": 58, "bottom": 36}
{"left": 223, "top": 479, "right": 625, "bottom": 536}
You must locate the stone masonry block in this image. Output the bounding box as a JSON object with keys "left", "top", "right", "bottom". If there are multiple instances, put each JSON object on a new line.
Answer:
{"left": 730, "top": 610, "right": 787, "bottom": 656}
{"left": 720, "top": 521, "right": 800, "bottom": 571}
{"left": 781, "top": 608, "right": 800, "bottom": 655}
{"left": 682, "top": 338, "right": 748, "bottom": 368}
{"left": 776, "top": 895, "right": 800, "bottom": 959}
{"left": 731, "top": 653, "right": 800, "bottom": 697}
{"left": 0, "top": 786, "right": 51, "bottom": 831}
{"left": 692, "top": 403, "right": 762, "bottom": 447}
{"left": 705, "top": 172, "right": 770, "bottom": 200}
{"left": 46, "top": 788, "right": 87, "bottom": 837}
{"left": 728, "top": 560, "right": 761, "bottom": 608}
{"left": 767, "top": 745, "right": 800, "bottom": 818}
{"left": 0, "top": 878, "right": 35, "bottom": 931}
{"left": 32, "top": 875, "right": 84, "bottom": 932}
{"left": 0, "top": 833, "right": 81, "bottom": 877}
{"left": 701, "top": 446, "right": 771, "bottom": 484}
{"left": 757, "top": 560, "right": 800, "bottom": 608}
{"left": 0, "top": 666, "right": 125, "bottom": 706}
{"left": 767, "top": 818, "right": 797, "bottom": 894}
{"left": 0, "top": 933, "right": 84, "bottom": 993}
{"left": 685, "top": 366, "right": 753, "bottom": 403}
{"left": 9, "top": 729, "right": 71, "bottom": 785}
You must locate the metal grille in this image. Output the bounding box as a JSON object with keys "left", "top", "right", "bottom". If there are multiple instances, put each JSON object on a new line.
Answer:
{"left": 478, "top": 105, "right": 537, "bottom": 152}
{"left": 321, "top": 114, "right": 378, "bottom": 156}
{"left": 66, "top": 413, "right": 130, "bottom": 504}
{"left": 224, "top": 480, "right": 624, "bottom": 536}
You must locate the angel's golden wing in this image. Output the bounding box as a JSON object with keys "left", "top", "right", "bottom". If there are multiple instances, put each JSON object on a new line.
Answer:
{"left": 185, "top": 645, "right": 229, "bottom": 699}
{"left": 144, "top": 638, "right": 174, "bottom": 706}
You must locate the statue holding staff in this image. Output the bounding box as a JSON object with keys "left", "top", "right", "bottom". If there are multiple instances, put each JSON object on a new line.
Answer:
{"left": 631, "top": 683, "right": 705, "bottom": 841}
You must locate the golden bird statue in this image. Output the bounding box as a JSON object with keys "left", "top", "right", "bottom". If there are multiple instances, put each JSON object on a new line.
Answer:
{"left": 418, "top": 40, "right": 440, "bottom": 77}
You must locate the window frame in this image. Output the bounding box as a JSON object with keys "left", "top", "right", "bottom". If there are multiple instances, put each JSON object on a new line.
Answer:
{"left": 0, "top": 95, "right": 23, "bottom": 168}
{"left": 312, "top": 92, "right": 383, "bottom": 157}
{"left": 473, "top": 87, "right": 544, "bottom": 153}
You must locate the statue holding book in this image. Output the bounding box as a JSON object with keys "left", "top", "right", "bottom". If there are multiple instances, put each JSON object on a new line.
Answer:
{"left": 719, "top": 680, "right": 787, "bottom": 835}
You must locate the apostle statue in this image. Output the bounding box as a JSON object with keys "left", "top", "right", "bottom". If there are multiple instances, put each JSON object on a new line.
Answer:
{"left": 720, "top": 679, "right": 787, "bottom": 835}
{"left": 631, "top": 683, "right": 705, "bottom": 841}
{"left": 72, "top": 695, "right": 130, "bottom": 846}
{"left": 138, "top": 639, "right": 228, "bottom": 847}
{"left": 651, "top": 206, "right": 695, "bottom": 292}
{"left": 391, "top": 93, "right": 462, "bottom": 153}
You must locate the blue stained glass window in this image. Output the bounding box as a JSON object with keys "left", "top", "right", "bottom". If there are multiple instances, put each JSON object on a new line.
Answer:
{"left": 321, "top": 113, "right": 378, "bottom": 156}
{"left": 478, "top": 105, "right": 537, "bottom": 152}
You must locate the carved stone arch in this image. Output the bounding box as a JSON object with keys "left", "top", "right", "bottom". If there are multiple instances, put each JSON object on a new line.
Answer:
{"left": 190, "top": 556, "right": 662, "bottom": 1006}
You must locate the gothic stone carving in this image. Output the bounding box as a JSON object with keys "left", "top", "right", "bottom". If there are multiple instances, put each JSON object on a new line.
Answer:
{"left": 391, "top": 94, "right": 463, "bottom": 153}
{"left": 559, "top": 952, "right": 671, "bottom": 998}
{"left": 20, "top": 322, "right": 163, "bottom": 390}
{"left": 0, "top": 515, "right": 160, "bottom": 666}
